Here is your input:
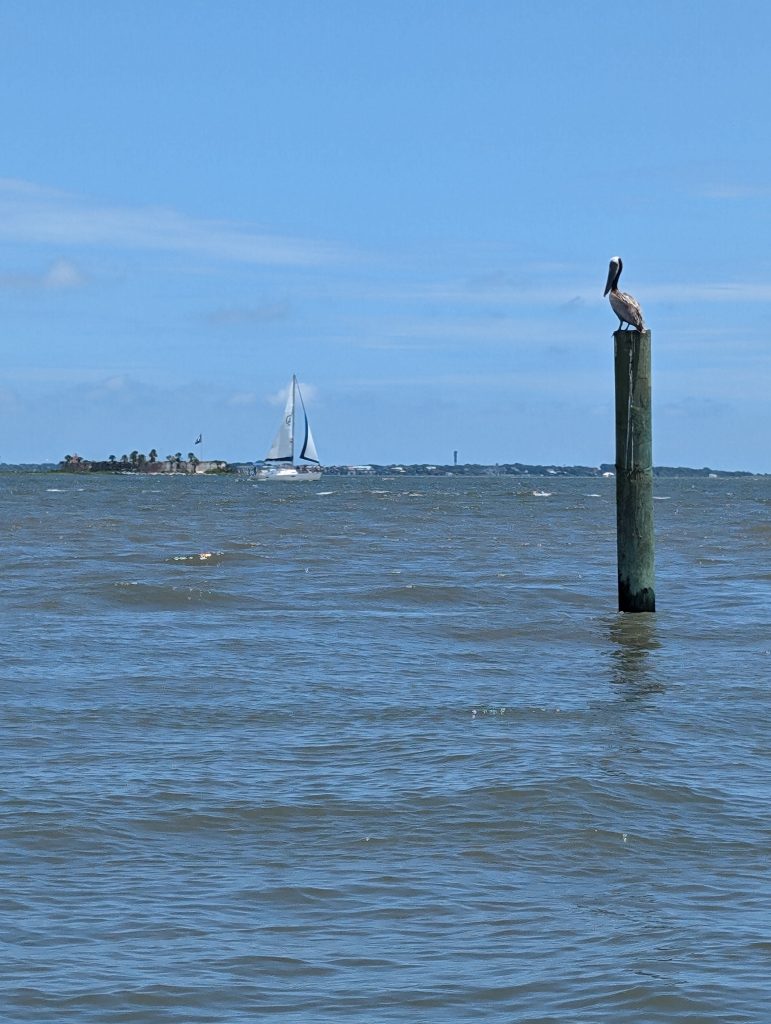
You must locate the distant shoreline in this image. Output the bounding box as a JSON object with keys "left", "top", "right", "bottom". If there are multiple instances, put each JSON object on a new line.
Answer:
{"left": 0, "top": 461, "right": 763, "bottom": 478}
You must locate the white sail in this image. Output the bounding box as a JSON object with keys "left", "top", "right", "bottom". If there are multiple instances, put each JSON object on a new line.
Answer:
{"left": 301, "top": 421, "right": 320, "bottom": 464}
{"left": 296, "top": 382, "right": 320, "bottom": 464}
{"left": 265, "top": 381, "right": 294, "bottom": 462}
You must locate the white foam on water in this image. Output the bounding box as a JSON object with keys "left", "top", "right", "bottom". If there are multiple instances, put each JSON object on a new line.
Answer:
{"left": 172, "top": 551, "right": 225, "bottom": 563}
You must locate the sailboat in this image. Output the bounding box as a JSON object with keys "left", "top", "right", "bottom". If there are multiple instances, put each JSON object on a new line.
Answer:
{"left": 256, "top": 375, "right": 322, "bottom": 481}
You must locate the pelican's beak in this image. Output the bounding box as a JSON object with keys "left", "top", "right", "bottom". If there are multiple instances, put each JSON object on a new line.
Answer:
{"left": 603, "top": 259, "right": 619, "bottom": 297}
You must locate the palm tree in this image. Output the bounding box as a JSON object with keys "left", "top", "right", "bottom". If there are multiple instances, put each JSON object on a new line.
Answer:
{"left": 129, "top": 450, "right": 139, "bottom": 468}
{"left": 148, "top": 449, "right": 158, "bottom": 463}
{"left": 108, "top": 455, "right": 116, "bottom": 464}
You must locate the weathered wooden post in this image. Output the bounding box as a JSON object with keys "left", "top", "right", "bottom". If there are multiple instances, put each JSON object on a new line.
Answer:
{"left": 614, "top": 329, "right": 655, "bottom": 612}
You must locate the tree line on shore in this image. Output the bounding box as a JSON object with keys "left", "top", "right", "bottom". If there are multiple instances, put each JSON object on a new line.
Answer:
{"left": 60, "top": 449, "right": 207, "bottom": 472}
{"left": 57, "top": 453, "right": 756, "bottom": 477}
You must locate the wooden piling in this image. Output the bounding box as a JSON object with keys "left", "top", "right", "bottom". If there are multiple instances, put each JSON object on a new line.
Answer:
{"left": 614, "top": 329, "right": 655, "bottom": 612}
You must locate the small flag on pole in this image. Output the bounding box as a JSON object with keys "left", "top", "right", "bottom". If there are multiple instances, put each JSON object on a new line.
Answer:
{"left": 195, "top": 434, "right": 202, "bottom": 445}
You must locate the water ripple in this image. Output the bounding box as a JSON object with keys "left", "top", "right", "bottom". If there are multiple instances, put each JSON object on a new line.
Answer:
{"left": 1, "top": 474, "right": 768, "bottom": 1022}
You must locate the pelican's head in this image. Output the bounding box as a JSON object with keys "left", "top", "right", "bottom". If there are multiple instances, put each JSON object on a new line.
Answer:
{"left": 604, "top": 256, "right": 622, "bottom": 296}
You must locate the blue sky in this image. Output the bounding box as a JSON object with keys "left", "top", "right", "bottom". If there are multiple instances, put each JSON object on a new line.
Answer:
{"left": 2, "top": 0, "right": 771, "bottom": 469}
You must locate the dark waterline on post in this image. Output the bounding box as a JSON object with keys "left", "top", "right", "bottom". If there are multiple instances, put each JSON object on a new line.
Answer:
{"left": 614, "top": 329, "right": 655, "bottom": 612}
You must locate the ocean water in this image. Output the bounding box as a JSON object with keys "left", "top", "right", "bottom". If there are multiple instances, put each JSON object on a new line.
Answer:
{"left": 2, "top": 472, "right": 769, "bottom": 1023}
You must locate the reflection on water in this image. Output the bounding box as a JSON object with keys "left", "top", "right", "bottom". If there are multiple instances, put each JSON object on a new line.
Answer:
{"left": 608, "top": 613, "right": 665, "bottom": 697}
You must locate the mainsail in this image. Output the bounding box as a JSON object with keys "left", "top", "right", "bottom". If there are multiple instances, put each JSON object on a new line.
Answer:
{"left": 265, "top": 382, "right": 295, "bottom": 462}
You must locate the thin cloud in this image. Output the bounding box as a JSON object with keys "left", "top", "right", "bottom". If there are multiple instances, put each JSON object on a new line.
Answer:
{"left": 43, "top": 259, "right": 85, "bottom": 289}
{"left": 699, "top": 183, "right": 771, "bottom": 200}
{"left": 227, "top": 391, "right": 259, "bottom": 407}
{"left": 204, "top": 302, "right": 291, "bottom": 327}
{"left": 354, "top": 315, "right": 598, "bottom": 352}
{"left": 0, "top": 258, "right": 85, "bottom": 290}
{"left": 0, "top": 179, "right": 342, "bottom": 267}
{"left": 296, "top": 269, "right": 771, "bottom": 310}
{"left": 418, "top": 278, "right": 771, "bottom": 309}
{"left": 339, "top": 369, "right": 611, "bottom": 396}
{"left": 425, "top": 278, "right": 771, "bottom": 308}
{"left": 644, "top": 282, "right": 771, "bottom": 303}
{"left": 267, "top": 380, "right": 318, "bottom": 405}
{"left": 0, "top": 386, "right": 21, "bottom": 410}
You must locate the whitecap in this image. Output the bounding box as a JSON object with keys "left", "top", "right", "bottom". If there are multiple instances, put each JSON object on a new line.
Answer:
{"left": 171, "top": 550, "right": 224, "bottom": 563}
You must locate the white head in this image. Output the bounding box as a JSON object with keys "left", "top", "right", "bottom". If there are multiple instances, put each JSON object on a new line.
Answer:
{"left": 604, "top": 256, "right": 622, "bottom": 296}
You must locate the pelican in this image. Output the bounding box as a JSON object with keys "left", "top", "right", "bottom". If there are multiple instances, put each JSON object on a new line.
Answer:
{"left": 604, "top": 256, "right": 646, "bottom": 332}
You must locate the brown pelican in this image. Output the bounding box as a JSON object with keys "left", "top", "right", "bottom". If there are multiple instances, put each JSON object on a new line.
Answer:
{"left": 604, "top": 256, "right": 646, "bottom": 331}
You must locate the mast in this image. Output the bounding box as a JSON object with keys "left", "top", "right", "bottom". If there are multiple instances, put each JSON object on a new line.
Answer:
{"left": 290, "top": 375, "right": 296, "bottom": 464}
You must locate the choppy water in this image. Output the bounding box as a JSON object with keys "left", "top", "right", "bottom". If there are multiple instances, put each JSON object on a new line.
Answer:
{"left": 2, "top": 473, "right": 769, "bottom": 1022}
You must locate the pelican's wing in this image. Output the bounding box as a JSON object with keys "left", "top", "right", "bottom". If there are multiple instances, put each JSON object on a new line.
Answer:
{"left": 610, "top": 290, "right": 646, "bottom": 330}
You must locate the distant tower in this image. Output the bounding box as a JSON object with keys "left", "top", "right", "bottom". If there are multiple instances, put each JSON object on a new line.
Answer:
{"left": 453, "top": 450, "right": 458, "bottom": 467}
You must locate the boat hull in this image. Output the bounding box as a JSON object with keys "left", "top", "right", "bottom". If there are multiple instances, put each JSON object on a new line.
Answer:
{"left": 255, "top": 466, "right": 322, "bottom": 482}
